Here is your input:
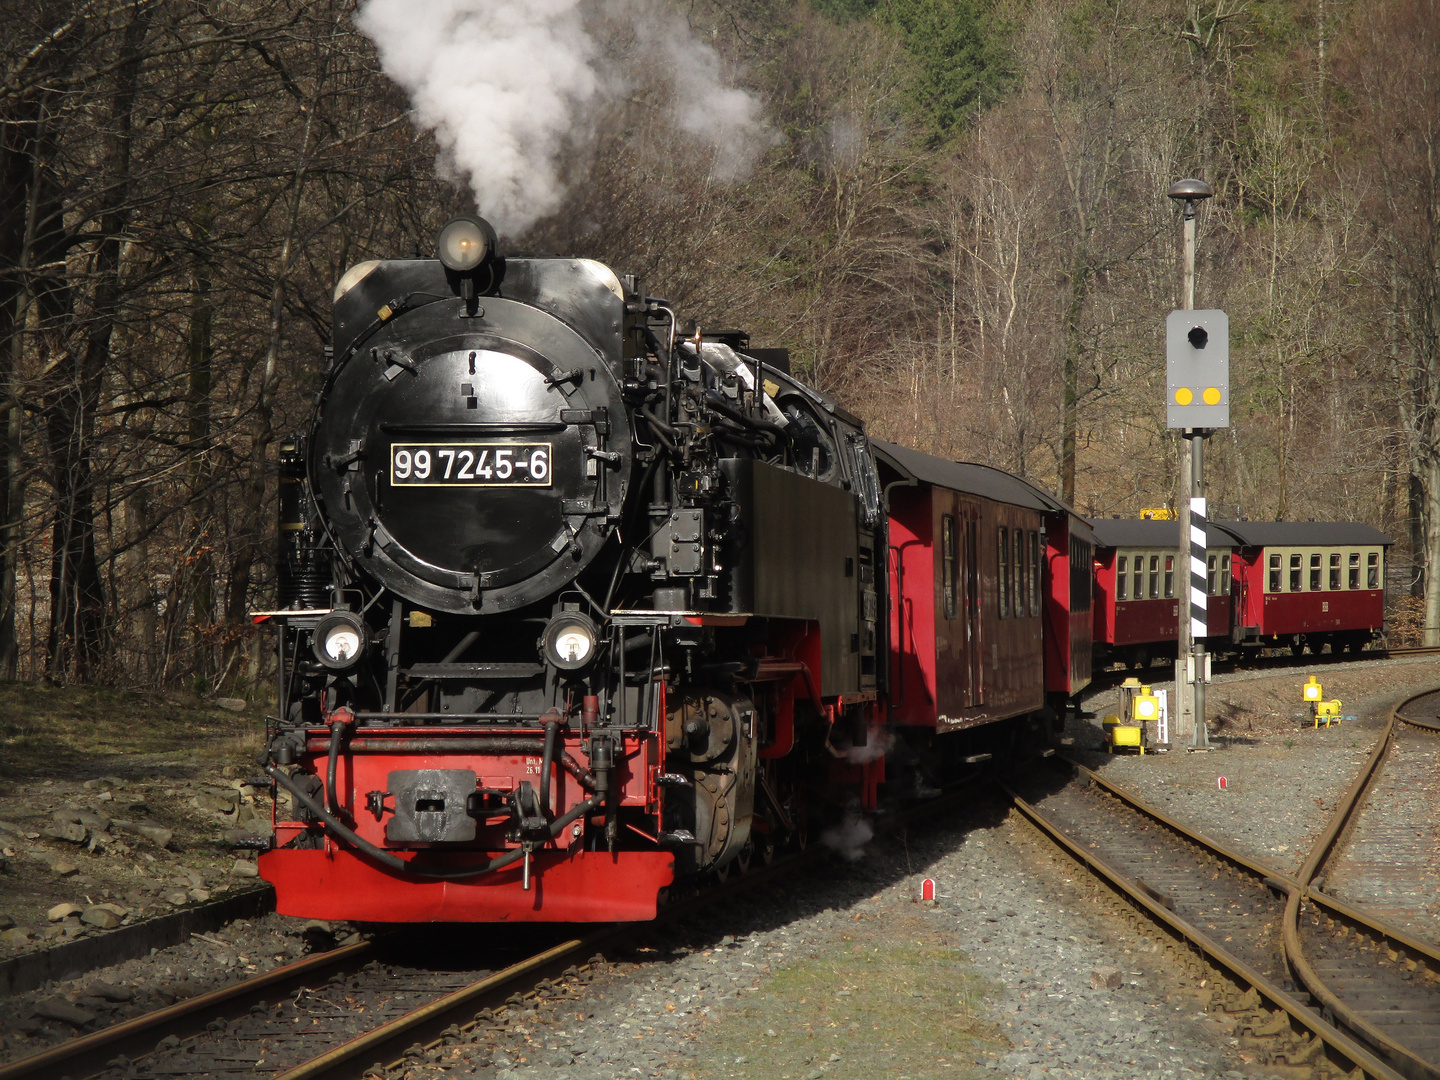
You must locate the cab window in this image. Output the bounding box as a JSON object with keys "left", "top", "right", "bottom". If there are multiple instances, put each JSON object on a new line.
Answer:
{"left": 942, "top": 515, "right": 957, "bottom": 619}
{"left": 1014, "top": 530, "right": 1025, "bottom": 616}
{"left": 1029, "top": 532, "right": 1041, "bottom": 616}
{"left": 998, "top": 527, "right": 1009, "bottom": 618}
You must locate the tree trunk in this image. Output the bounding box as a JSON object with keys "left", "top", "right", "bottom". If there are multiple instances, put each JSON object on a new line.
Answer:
{"left": 44, "top": 10, "right": 147, "bottom": 679}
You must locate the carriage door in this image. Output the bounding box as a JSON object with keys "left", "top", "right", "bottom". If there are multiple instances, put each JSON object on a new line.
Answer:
{"left": 962, "top": 503, "right": 982, "bottom": 706}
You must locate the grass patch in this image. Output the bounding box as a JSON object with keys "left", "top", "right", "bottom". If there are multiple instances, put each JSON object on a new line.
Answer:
{"left": 0, "top": 682, "right": 260, "bottom": 780}
{"left": 692, "top": 912, "right": 1006, "bottom": 1079}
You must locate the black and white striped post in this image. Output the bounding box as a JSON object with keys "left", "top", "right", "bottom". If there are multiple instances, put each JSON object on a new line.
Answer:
{"left": 1189, "top": 481, "right": 1209, "bottom": 749}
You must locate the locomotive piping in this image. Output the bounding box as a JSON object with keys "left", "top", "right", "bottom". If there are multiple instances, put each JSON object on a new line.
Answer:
{"left": 266, "top": 764, "right": 603, "bottom": 881}
{"left": 324, "top": 720, "right": 345, "bottom": 814}
{"left": 540, "top": 718, "right": 559, "bottom": 810}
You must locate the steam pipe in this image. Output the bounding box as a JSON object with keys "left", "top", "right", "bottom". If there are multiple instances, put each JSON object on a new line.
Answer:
{"left": 325, "top": 720, "right": 345, "bottom": 814}
{"left": 540, "top": 718, "right": 559, "bottom": 811}
{"left": 267, "top": 764, "right": 601, "bottom": 881}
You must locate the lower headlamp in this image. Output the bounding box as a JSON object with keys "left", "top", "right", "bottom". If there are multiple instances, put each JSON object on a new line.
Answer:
{"left": 314, "top": 610, "right": 368, "bottom": 671}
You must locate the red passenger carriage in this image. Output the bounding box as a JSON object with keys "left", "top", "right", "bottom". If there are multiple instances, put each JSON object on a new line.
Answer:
{"left": 1089, "top": 518, "right": 1237, "bottom": 668}
{"left": 1222, "top": 521, "right": 1392, "bottom": 654}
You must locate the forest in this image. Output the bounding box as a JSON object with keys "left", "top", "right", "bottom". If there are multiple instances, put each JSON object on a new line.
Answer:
{"left": 0, "top": 0, "right": 1436, "bottom": 692}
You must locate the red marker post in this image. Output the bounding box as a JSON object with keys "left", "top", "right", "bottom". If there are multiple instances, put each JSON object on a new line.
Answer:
{"left": 1217, "top": 776, "right": 1227, "bottom": 790}
{"left": 921, "top": 878, "right": 936, "bottom": 902}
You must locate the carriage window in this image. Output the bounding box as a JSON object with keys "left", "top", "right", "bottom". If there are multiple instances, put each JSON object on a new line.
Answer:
{"left": 997, "top": 527, "right": 1009, "bottom": 618}
{"left": 1348, "top": 552, "right": 1360, "bottom": 589}
{"left": 1206, "top": 554, "right": 1217, "bottom": 595}
{"left": 1368, "top": 551, "right": 1379, "bottom": 589}
{"left": 1269, "top": 553, "right": 1281, "bottom": 593}
{"left": 1015, "top": 530, "right": 1025, "bottom": 616}
{"left": 1329, "top": 553, "right": 1341, "bottom": 590}
{"left": 1148, "top": 555, "right": 1160, "bottom": 599}
{"left": 1133, "top": 556, "right": 1144, "bottom": 601}
{"left": 1164, "top": 555, "right": 1174, "bottom": 599}
{"left": 1116, "top": 556, "right": 1128, "bottom": 601}
{"left": 1309, "top": 552, "right": 1322, "bottom": 591}
{"left": 1029, "top": 531, "right": 1041, "bottom": 615}
{"left": 1222, "top": 554, "right": 1231, "bottom": 583}
{"left": 941, "top": 515, "right": 957, "bottom": 620}
{"left": 1289, "top": 553, "right": 1302, "bottom": 592}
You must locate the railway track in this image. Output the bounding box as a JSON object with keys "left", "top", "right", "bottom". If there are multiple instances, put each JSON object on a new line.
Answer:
{"left": 1, "top": 779, "right": 972, "bottom": 1080}
{"left": 0, "top": 929, "right": 602, "bottom": 1080}
{"left": 1006, "top": 689, "right": 1440, "bottom": 1080}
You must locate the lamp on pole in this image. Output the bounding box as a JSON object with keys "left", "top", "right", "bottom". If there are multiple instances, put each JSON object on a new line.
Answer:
{"left": 1167, "top": 178, "right": 1215, "bottom": 749}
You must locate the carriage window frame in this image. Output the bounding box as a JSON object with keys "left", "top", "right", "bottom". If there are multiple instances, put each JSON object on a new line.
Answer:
{"left": 1348, "top": 551, "right": 1360, "bottom": 590}
{"left": 1289, "top": 553, "right": 1302, "bottom": 592}
{"left": 1132, "top": 554, "right": 1144, "bottom": 601}
{"left": 1029, "top": 531, "right": 1041, "bottom": 616}
{"left": 1368, "top": 551, "right": 1380, "bottom": 589}
{"left": 941, "top": 515, "right": 957, "bottom": 620}
{"left": 997, "top": 527, "right": 1009, "bottom": 619}
{"left": 1309, "top": 552, "right": 1322, "bottom": 591}
{"left": 1221, "top": 554, "right": 1231, "bottom": 590}
{"left": 1329, "top": 553, "right": 1341, "bottom": 590}
{"left": 1206, "top": 553, "right": 1217, "bottom": 596}
{"left": 1116, "top": 555, "right": 1128, "bottom": 601}
{"left": 1269, "top": 553, "right": 1282, "bottom": 593}
{"left": 1164, "top": 555, "right": 1175, "bottom": 599}
{"left": 1148, "top": 554, "right": 1160, "bottom": 599}
{"left": 1015, "top": 530, "right": 1025, "bottom": 617}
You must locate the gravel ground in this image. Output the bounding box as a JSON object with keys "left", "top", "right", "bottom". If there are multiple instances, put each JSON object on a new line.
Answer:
{"left": 1066, "top": 655, "right": 1440, "bottom": 878}
{"left": 403, "top": 798, "right": 1256, "bottom": 1080}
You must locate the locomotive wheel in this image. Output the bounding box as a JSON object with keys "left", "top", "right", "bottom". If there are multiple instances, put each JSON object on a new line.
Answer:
{"left": 714, "top": 860, "right": 731, "bottom": 884}
{"left": 734, "top": 843, "right": 753, "bottom": 876}
{"left": 759, "top": 839, "right": 775, "bottom": 865}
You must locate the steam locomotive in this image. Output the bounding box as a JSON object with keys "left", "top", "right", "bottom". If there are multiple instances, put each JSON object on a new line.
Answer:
{"left": 254, "top": 215, "right": 1095, "bottom": 923}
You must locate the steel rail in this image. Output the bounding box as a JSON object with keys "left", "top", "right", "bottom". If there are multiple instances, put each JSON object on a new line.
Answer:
{"left": 0, "top": 940, "right": 376, "bottom": 1080}
{"left": 1003, "top": 780, "right": 1406, "bottom": 1080}
{"left": 1283, "top": 691, "right": 1440, "bottom": 1080}
{"left": 273, "top": 936, "right": 603, "bottom": 1080}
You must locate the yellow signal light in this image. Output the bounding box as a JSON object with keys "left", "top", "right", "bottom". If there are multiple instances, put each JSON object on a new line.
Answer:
{"left": 1131, "top": 686, "right": 1159, "bottom": 722}
{"left": 1303, "top": 676, "right": 1322, "bottom": 702}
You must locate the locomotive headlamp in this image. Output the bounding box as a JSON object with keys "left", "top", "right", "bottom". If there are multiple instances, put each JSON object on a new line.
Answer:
{"left": 542, "top": 612, "right": 598, "bottom": 671}
{"left": 436, "top": 215, "right": 497, "bottom": 273}
{"left": 313, "top": 610, "right": 368, "bottom": 671}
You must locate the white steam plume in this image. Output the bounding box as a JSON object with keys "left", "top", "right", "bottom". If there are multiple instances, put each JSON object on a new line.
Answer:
{"left": 356, "top": 0, "right": 774, "bottom": 237}
{"left": 821, "top": 814, "right": 874, "bottom": 863}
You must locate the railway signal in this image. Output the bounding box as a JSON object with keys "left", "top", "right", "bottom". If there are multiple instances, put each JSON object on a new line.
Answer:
{"left": 1168, "top": 177, "right": 1217, "bottom": 751}
{"left": 1166, "top": 309, "right": 1229, "bottom": 429}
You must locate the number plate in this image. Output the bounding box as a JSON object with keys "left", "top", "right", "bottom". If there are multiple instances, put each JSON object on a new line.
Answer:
{"left": 390, "top": 442, "right": 552, "bottom": 487}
